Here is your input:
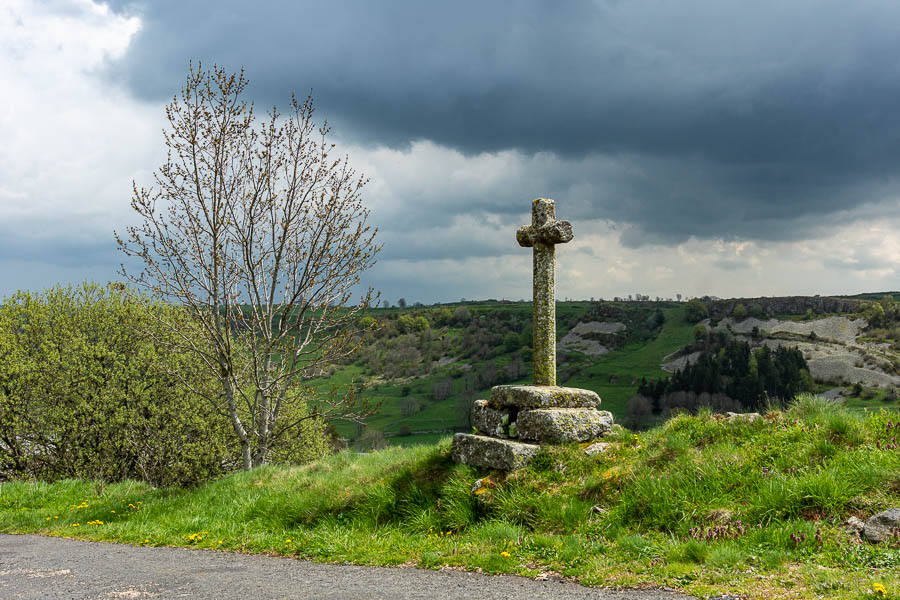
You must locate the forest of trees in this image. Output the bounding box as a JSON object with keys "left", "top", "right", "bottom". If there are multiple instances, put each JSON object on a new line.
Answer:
{"left": 628, "top": 338, "right": 813, "bottom": 426}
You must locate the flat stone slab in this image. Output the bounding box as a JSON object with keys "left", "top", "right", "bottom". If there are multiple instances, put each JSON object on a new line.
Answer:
{"left": 490, "top": 385, "right": 601, "bottom": 409}
{"left": 472, "top": 399, "right": 507, "bottom": 437}
{"left": 450, "top": 433, "right": 540, "bottom": 471}
{"left": 518, "top": 408, "right": 613, "bottom": 443}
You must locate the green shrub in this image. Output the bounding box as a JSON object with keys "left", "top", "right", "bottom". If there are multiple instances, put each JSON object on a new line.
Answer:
{"left": 0, "top": 283, "right": 232, "bottom": 486}
{"left": 684, "top": 299, "right": 708, "bottom": 323}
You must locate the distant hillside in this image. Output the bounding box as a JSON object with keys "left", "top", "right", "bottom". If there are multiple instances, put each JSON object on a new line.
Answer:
{"left": 706, "top": 295, "right": 861, "bottom": 319}
{"left": 308, "top": 295, "right": 900, "bottom": 449}
{"left": 307, "top": 300, "right": 692, "bottom": 449}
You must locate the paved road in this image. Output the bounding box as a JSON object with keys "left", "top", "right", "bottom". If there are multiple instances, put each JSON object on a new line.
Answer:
{"left": 0, "top": 534, "right": 698, "bottom": 600}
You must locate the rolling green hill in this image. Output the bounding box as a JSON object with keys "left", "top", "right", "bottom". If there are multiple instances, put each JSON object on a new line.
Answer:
{"left": 307, "top": 300, "right": 695, "bottom": 448}
{"left": 308, "top": 296, "right": 900, "bottom": 449}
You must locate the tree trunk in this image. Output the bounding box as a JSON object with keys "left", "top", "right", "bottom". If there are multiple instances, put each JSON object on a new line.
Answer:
{"left": 223, "top": 378, "right": 252, "bottom": 470}
{"left": 241, "top": 440, "right": 252, "bottom": 471}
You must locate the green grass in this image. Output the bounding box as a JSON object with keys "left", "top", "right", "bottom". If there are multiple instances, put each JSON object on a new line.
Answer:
{"left": 565, "top": 307, "right": 696, "bottom": 415}
{"left": 841, "top": 388, "right": 900, "bottom": 413}
{"left": 3, "top": 395, "right": 899, "bottom": 599}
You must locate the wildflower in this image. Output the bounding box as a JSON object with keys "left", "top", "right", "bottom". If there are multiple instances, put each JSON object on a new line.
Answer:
{"left": 218, "top": 540, "right": 223, "bottom": 545}
{"left": 71, "top": 523, "right": 80, "bottom": 527}
{"left": 143, "top": 539, "right": 149, "bottom": 544}
{"left": 500, "top": 551, "right": 511, "bottom": 557}
{"left": 110, "top": 510, "right": 115, "bottom": 514}
{"left": 873, "top": 582, "right": 887, "bottom": 597}
{"left": 285, "top": 539, "right": 293, "bottom": 544}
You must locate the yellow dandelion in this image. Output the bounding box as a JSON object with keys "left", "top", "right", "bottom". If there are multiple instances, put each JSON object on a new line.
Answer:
{"left": 873, "top": 582, "right": 887, "bottom": 597}
{"left": 500, "top": 551, "right": 511, "bottom": 557}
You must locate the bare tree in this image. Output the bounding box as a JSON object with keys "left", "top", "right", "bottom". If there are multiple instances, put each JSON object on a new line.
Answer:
{"left": 116, "top": 64, "right": 380, "bottom": 469}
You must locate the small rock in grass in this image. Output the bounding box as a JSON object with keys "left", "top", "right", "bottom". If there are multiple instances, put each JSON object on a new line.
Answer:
{"left": 471, "top": 477, "right": 495, "bottom": 496}
{"left": 863, "top": 508, "right": 900, "bottom": 543}
{"left": 726, "top": 412, "right": 761, "bottom": 422}
{"left": 843, "top": 516, "right": 865, "bottom": 536}
{"left": 706, "top": 508, "right": 734, "bottom": 524}
{"left": 584, "top": 442, "right": 610, "bottom": 456}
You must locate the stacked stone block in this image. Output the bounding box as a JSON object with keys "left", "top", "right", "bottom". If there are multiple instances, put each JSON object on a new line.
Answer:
{"left": 451, "top": 384, "right": 613, "bottom": 470}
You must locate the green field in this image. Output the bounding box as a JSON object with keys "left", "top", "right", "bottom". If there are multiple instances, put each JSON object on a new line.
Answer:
{"left": 565, "top": 306, "right": 695, "bottom": 415}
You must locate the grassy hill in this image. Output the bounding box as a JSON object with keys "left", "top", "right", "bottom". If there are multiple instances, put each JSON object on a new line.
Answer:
{"left": 309, "top": 297, "right": 900, "bottom": 449}
{"left": 306, "top": 300, "right": 695, "bottom": 448}
{"left": 2, "top": 395, "right": 897, "bottom": 599}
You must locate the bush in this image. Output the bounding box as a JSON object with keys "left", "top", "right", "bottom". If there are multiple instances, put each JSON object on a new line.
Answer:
{"left": 692, "top": 323, "right": 707, "bottom": 341}
{"left": 451, "top": 307, "right": 472, "bottom": 326}
{"left": 433, "top": 307, "right": 453, "bottom": 327}
{"left": 685, "top": 299, "right": 708, "bottom": 323}
{"left": 0, "top": 283, "right": 232, "bottom": 486}
{"left": 397, "top": 314, "right": 416, "bottom": 333}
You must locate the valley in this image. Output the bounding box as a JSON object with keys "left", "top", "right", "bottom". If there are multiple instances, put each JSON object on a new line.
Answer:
{"left": 309, "top": 294, "right": 900, "bottom": 449}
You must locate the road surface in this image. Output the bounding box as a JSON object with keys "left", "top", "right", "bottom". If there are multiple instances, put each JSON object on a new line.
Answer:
{"left": 0, "top": 533, "right": 700, "bottom": 599}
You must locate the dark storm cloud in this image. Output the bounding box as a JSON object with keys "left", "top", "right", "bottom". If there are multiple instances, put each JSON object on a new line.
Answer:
{"left": 0, "top": 220, "right": 120, "bottom": 269}
{"left": 103, "top": 0, "right": 900, "bottom": 246}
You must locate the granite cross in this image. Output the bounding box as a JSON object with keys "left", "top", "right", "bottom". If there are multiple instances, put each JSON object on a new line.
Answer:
{"left": 516, "top": 198, "right": 573, "bottom": 386}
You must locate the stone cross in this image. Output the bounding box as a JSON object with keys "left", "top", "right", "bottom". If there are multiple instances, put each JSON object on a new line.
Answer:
{"left": 516, "top": 198, "right": 573, "bottom": 386}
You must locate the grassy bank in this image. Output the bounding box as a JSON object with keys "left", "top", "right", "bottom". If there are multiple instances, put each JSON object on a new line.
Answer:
{"left": 1, "top": 395, "right": 898, "bottom": 599}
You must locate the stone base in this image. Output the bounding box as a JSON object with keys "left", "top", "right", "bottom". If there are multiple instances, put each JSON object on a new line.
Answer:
{"left": 490, "top": 385, "right": 601, "bottom": 409}
{"left": 517, "top": 408, "right": 613, "bottom": 443}
{"left": 472, "top": 399, "right": 507, "bottom": 437}
{"left": 450, "top": 433, "right": 540, "bottom": 471}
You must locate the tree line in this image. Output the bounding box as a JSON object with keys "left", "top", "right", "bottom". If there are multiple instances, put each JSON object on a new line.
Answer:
{"left": 627, "top": 337, "right": 814, "bottom": 427}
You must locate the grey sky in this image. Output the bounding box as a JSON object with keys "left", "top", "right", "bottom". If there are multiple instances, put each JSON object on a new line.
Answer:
{"left": 1, "top": 0, "right": 899, "bottom": 303}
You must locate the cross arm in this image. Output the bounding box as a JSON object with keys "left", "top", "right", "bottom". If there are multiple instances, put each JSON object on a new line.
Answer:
{"left": 516, "top": 220, "right": 574, "bottom": 248}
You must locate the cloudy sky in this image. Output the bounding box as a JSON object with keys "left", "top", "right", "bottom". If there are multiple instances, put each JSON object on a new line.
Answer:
{"left": 3, "top": 0, "right": 900, "bottom": 304}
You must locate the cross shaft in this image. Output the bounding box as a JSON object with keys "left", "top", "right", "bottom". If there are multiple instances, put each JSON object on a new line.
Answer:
{"left": 516, "top": 198, "right": 573, "bottom": 386}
